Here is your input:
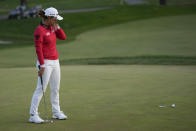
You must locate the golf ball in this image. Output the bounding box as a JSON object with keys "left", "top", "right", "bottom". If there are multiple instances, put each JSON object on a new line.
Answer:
{"left": 171, "top": 104, "right": 175, "bottom": 108}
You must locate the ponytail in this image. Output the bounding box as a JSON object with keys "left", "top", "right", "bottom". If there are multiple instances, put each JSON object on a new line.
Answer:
{"left": 38, "top": 10, "right": 47, "bottom": 19}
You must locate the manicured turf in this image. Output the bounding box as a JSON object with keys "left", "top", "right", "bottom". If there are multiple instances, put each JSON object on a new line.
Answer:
{"left": 1, "top": 5, "right": 196, "bottom": 47}
{"left": 0, "top": 14, "right": 196, "bottom": 67}
{"left": 0, "top": 65, "right": 196, "bottom": 131}
{"left": 58, "top": 14, "right": 196, "bottom": 59}
{"left": 0, "top": 2, "right": 196, "bottom": 131}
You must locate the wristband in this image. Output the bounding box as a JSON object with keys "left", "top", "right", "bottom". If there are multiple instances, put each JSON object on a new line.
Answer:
{"left": 40, "top": 64, "right": 45, "bottom": 68}
{"left": 57, "top": 25, "right": 60, "bottom": 30}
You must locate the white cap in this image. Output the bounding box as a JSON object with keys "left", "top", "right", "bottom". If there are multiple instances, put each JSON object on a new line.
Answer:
{"left": 44, "top": 7, "right": 63, "bottom": 20}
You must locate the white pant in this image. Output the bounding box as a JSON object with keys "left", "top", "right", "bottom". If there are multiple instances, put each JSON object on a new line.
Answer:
{"left": 30, "top": 59, "right": 61, "bottom": 115}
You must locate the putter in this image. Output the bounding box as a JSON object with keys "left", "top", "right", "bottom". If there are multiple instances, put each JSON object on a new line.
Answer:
{"left": 38, "top": 65, "right": 53, "bottom": 123}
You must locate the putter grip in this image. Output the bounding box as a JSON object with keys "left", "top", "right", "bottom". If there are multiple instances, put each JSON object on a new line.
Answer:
{"left": 38, "top": 65, "right": 43, "bottom": 85}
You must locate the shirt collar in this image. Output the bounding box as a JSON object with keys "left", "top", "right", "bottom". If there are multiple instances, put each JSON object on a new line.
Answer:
{"left": 40, "top": 21, "right": 51, "bottom": 30}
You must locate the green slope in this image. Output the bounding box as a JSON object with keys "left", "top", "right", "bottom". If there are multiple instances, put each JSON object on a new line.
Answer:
{"left": 1, "top": 5, "right": 196, "bottom": 48}
{"left": 0, "top": 14, "right": 196, "bottom": 67}
{"left": 0, "top": 6, "right": 196, "bottom": 67}
{"left": 58, "top": 14, "right": 196, "bottom": 58}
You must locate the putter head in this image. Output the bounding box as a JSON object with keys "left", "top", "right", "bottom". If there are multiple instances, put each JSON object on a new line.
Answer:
{"left": 44, "top": 120, "right": 53, "bottom": 123}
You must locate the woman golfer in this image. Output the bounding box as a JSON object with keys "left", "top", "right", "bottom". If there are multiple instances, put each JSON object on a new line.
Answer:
{"left": 29, "top": 7, "right": 67, "bottom": 123}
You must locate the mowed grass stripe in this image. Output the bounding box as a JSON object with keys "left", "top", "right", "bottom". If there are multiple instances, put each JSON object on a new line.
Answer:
{"left": 60, "top": 56, "right": 196, "bottom": 65}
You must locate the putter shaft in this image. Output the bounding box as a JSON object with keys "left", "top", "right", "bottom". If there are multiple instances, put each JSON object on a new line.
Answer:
{"left": 38, "top": 65, "right": 49, "bottom": 121}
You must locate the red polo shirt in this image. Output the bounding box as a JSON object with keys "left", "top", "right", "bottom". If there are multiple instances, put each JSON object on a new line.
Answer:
{"left": 34, "top": 23, "right": 66, "bottom": 66}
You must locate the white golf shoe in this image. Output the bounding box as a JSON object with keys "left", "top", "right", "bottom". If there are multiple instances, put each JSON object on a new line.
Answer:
{"left": 52, "top": 111, "right": 67, "bottom": 120}
{"left": 29, "top": 114, "right": 44, "bottom": 124}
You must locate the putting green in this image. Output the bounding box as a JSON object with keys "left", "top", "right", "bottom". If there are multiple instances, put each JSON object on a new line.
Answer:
{"left": 0, "top": 65, "right": 196, "bottom": 131}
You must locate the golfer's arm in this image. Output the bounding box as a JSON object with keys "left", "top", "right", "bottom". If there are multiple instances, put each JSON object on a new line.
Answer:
{"left": 35, "top": 41, "right": 44, "bottom": 66}
{"left": 34, "top": 32, "right": 45, "bottom": 66}
{"left": 55, "top": 28, "right": 66, "bottom": 40}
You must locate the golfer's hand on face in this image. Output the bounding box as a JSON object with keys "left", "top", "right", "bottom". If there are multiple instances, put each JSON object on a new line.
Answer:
{"left": 38, "top": 67, "right": 45, "bottom": 76}
{"left": 53, "top": 23, "right": 60, "bottom": 30}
